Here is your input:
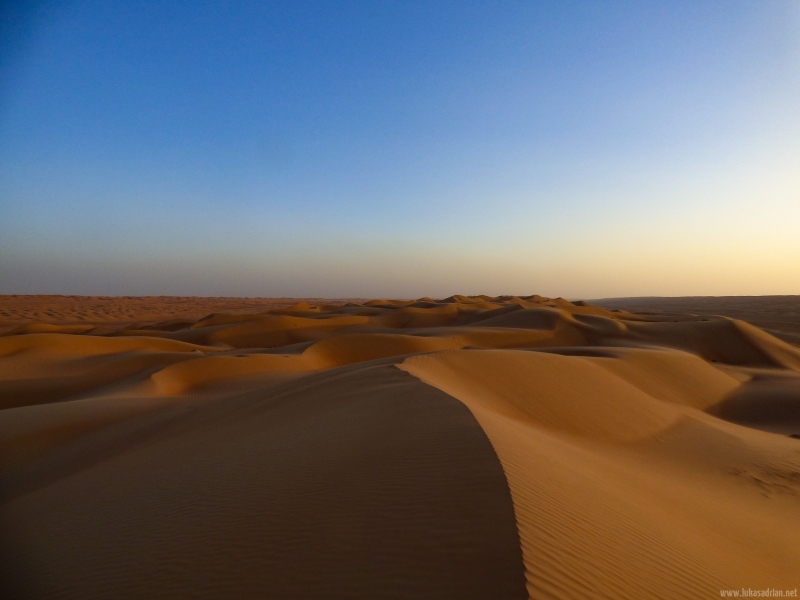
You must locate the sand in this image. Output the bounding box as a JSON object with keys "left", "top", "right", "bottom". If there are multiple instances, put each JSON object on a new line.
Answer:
{"left": 0, "top": 295, "right": 368, "bottom": 336}
{"left": 594, "top": 295, "right": 800, "bottom": 346}
{"left": 1, "top": 294, "right": 799, "bottom": 599}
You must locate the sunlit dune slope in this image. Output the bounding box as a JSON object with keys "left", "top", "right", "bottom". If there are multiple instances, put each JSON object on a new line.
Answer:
{"left": 2, "top": 294, "right": 799, "bottom": 600}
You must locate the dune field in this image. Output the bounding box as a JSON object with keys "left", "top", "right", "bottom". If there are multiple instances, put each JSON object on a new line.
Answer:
{"left": 1, "top": 294, "right": 799, "bottom": 599}
{"left": 594, "top": 296, "right": 800, "bottom": 347}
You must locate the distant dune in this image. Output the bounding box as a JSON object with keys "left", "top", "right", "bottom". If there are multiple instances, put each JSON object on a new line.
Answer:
{"left": 0, "top": 295, "right": 369, "bottom": 335}
{"left": 1, "top": 295, "right": 799, "bottom": 599}
{"left": 593, "top": 295, "right": 800, "bottom": 346}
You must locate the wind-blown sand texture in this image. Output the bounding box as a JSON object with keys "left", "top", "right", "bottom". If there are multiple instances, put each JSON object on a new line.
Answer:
{"left": 1, "top": 294, "right": 799, "bottom": 599}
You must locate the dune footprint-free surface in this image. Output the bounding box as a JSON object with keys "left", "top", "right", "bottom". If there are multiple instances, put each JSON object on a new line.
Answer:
{"left": 1, "top": 295, "right": 799, "bottom": 599}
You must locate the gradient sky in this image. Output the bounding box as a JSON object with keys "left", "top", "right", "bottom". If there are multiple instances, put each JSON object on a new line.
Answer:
{"left": 1, "top": 0, "right": 799, "bottom": 298}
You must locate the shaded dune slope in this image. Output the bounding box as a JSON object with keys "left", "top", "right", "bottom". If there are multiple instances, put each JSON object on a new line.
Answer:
{"left": 1, "top": 365, "right": 526, "bottom": 600}
{"left": 2, "top": 294, "right": 800, "bottom": 599}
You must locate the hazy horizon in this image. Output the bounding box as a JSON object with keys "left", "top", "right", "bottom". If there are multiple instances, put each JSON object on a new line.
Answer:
{"left": 2, "top": 0, "right": 799, "bottom": 298}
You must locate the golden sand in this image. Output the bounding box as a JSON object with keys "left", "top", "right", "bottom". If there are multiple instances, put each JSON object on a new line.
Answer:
{"left": 1, "top": 295, "right": 798, "bottom": 598}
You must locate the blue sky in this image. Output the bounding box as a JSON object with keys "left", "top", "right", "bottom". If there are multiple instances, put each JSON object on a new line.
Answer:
{"left": 1, "top": 0, "right": 799, "bottom": 298}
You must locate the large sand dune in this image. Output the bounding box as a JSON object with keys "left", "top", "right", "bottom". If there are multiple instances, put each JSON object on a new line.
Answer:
{"left": 1, "top": 295, "right": 799, "bottom": 599}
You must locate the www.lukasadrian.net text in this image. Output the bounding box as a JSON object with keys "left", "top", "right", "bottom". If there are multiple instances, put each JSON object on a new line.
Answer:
{"left": 720, "top": 590, "right": 798, "bottom": 598}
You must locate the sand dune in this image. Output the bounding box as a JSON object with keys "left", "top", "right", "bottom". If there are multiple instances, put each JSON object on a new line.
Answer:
{"left": 594, "top": 295, "right": 800, "bottom": 345}
{"left": 1, "top": 294, "right": 799, "bottom": 599}
{"left": 0, "top": 295, "right": 367, "bottom": 335}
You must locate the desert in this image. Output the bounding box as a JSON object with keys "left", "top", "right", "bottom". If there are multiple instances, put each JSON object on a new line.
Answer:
{"left": 3, "top": 3, "right": 799, "bottom": 597}
{"left": 1, "top": 293, "right": 798, "bottom": 599}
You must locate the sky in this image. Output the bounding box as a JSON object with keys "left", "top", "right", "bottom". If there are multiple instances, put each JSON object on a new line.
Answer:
{"left": 1, "top": 0, "right": 799, "bottom": 299}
